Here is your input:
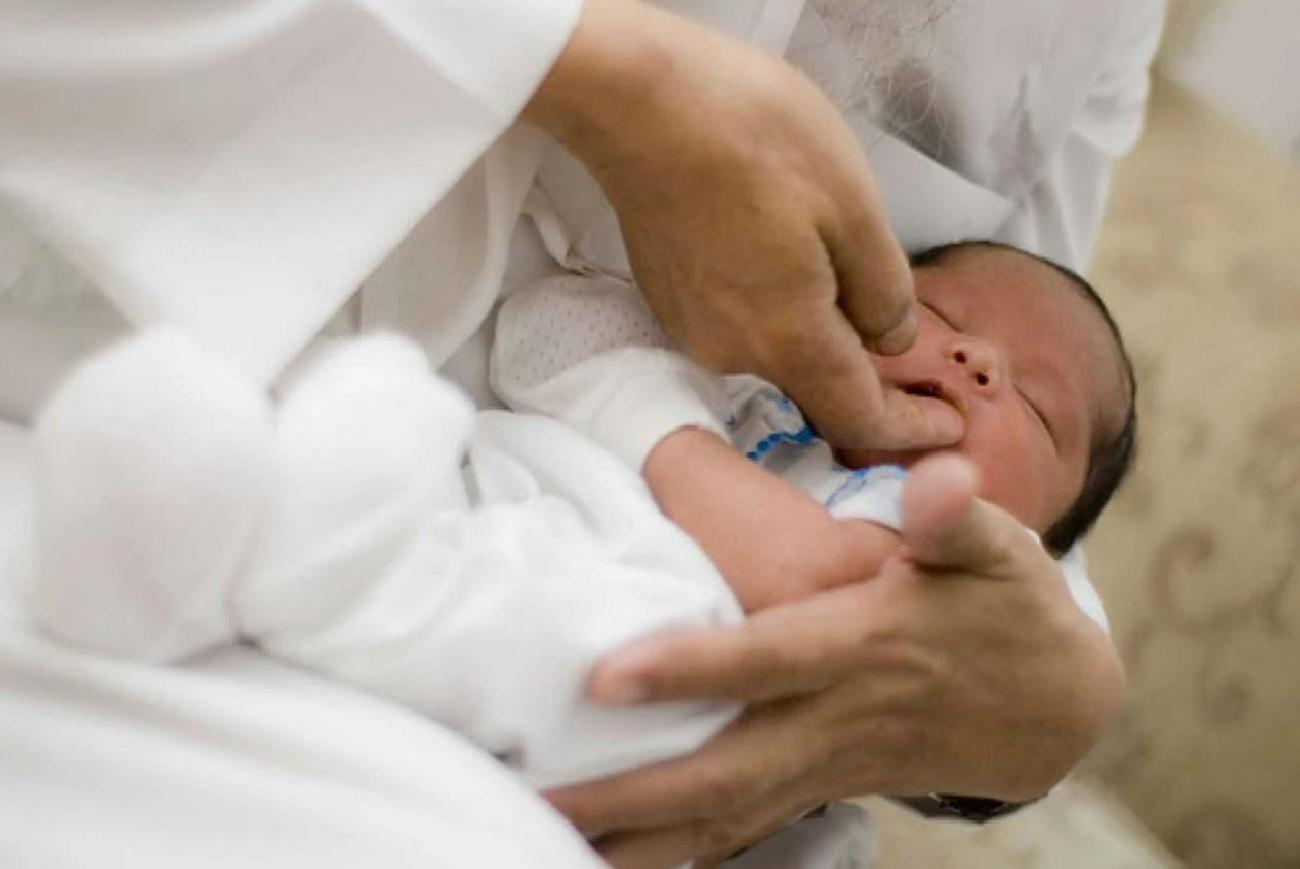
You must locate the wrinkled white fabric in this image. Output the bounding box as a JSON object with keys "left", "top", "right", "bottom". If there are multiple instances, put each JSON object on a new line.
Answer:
{"left": 0, "top": 602, "right": 607, "bottom": 869}
{"left": 3, "top": 419, "right": 610, "bottom": 869}
{"left": 32, "top": 329, "right": 741, "bottom": 791}
{"left": 0, "top": 0, "right": 582, "bottom": 386}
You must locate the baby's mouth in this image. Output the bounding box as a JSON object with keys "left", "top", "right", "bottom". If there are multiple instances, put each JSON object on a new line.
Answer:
{"left": 901, "top": 379, "right": 964, "bottom": 415}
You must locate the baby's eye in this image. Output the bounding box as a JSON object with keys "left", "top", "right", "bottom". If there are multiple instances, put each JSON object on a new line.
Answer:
{"left": 920, "top": 301, "right": 956, "bottom": 330}
{"left": 1021, "top": 389, "right": 1055, "bottom": 445}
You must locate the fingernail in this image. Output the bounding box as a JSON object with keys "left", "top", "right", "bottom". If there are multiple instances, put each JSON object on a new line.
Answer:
{"left": 590, "top": 639, "right": 665, "bottom": 703}
{"left": 592, "top": 675, "right": 649, "bottom": 706}
{"left": 928, "top": 405, "right": 964, "bottom": 443}
{"left": 589, "top": 655, "right": 654, "bottom": 704}
{"left": 872, "top": 308, "right": 917, "bottom": 356}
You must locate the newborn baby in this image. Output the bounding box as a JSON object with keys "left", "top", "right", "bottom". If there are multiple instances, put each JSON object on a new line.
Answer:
{"left": 492, "top": 240, "right": 1136, "bottom": 611}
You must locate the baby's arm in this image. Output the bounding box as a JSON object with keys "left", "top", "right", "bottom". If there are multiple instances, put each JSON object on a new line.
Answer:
{"left": 493, "top": 274, "right": 898, "bottom": 611}
{"left": 644, "top": 426, "right": 899, "bottom": 611}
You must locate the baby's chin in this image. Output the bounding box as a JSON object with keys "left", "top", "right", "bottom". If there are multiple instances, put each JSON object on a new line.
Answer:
{"left": 834, "top": 447, "right": 928, "bottom": 471}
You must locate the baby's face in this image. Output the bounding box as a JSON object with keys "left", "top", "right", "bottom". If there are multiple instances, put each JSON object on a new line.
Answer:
{"left": 838, "top": 247, "right": 1126, "bottom": 535}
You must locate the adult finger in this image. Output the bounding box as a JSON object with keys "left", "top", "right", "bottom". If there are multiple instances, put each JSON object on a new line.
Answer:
{"left": 545, "top": 702, "right": 811, "bottom": 836}
{"left": 596, "top": 804, "right": 798, "bottom": 869}
{"left": 595, "top": 827, "right": 767, "bottom": 869}
{"left": 900, "top": 453, "right": 1036, "bottom": 574}
{"left": 593, "top": 765, "right": 825, "bottom": 869}
{"left": 545, "top": 753, "right": 746, "bottom": 839}
{"left": 595, "top": 827, "right": 700, "bottom": 869}
{"left": 762, "top": 306, "right": 963, "bottom": 451}
{"left": 586, "top": 580, "right": 888, "bottom": 706}
{"left": 596, "top": 826, "right": 751, "bottom": 869}
{"left": 822, "top": 196, "right": 918, "bottom": 357}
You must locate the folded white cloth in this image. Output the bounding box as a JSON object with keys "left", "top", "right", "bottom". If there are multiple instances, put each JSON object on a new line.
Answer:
{"left": 31, "top": 328, "right": 741, "bottom": 789}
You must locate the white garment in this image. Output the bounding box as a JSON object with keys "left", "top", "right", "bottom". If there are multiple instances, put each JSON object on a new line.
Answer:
{"left": 0, "top": 0, "right": 581, "bottom": 385}
{"left": 492, "top": 273, "right": 1109, "bottom": 631}
{"left": 29, "top": 328, "right": 741, "bottom": 790}
{"left": 2, "top": 431, "right": 607, "bottom": 869}
{"left": 1, "top": 5, "right": 593, "bottom": 861}
{"left": 0, "top": 1, "right": 1157, "bottom": 864}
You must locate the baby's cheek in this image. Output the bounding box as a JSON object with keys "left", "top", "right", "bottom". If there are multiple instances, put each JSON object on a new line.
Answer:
{"left": 965, "top": 425, "right": 1055, "bottom": 533}
{"left": 976, "top": 465, "right": 1042, "bottom": 530}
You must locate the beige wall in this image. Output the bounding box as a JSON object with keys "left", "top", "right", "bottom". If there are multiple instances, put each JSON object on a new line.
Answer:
{"left": 1157, "top": 0, "right": 1223, "bottom": 67}
{"left": 1161, "top": 0, "right": 1300, "bottom": 159}
{"left": 1084, "top": 79, "right": 1300, "bottom": 869}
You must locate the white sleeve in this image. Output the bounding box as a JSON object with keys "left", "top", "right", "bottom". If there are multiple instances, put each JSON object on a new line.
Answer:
{"left": 1058, "top": 545, "right": 1110, "bottom": 634}
{"left": 0, "top": 0, "right": 581, "bottom": 382}
{"left": 491, "top": 273, "right": 731, "bottom": 470}
{"left": 997, "top": 0, "right": 1165, "bottom": 269}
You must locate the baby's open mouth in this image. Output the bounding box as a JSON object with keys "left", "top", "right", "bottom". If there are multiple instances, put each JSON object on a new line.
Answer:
{"left": 901, "top": 379, "right": 964, "bottom": 414}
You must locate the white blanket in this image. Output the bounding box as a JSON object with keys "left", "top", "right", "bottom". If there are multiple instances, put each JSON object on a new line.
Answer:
{"left": 8, "top": 327, "right": 740, "bottom": 816}
{"left": 0, "top": 433, "right": 605, "bottom": 867}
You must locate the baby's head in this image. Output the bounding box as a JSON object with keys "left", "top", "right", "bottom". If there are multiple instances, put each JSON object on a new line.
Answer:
{"left": 839, "top": 241, "right": 1137, "bottom": 554}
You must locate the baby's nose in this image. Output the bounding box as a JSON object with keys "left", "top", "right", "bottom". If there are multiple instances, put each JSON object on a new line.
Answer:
{"left": 944, "top": 339, "right": 1000, "bottom": 392}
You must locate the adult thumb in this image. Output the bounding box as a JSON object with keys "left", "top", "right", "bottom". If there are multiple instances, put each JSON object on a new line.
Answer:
{"left": 900, "top": 454, "right": 1028, "bottom": 573}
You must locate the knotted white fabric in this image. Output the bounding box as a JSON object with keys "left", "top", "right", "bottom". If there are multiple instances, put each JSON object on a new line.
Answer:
{"left": 30, "top": 328, "right": 741, "bottom": 788}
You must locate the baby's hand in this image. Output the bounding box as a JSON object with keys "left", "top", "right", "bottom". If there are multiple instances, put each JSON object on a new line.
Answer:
{"left": 644, "top": 427, "right": 899, "bottom": 611}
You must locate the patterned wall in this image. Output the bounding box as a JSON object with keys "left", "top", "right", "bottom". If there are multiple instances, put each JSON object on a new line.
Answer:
{"left": 1164, "top": 0, "right": 1300, "bottom": 164}
{"left": 1084, "top": 79, "right": 1300, "bottom": 869}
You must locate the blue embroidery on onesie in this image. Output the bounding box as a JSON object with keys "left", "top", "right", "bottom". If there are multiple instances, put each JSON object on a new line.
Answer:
{"left": 738, "top": 385, "right": 816, "bottom": 460}
{"left": 825, "top": 464, "right": 907, "bottom": 510}
{"left": 744, "top": 426, "right": 815, "bottom": 461}
{"left": 734, "top": 387, "right": 909, "bottom": 528}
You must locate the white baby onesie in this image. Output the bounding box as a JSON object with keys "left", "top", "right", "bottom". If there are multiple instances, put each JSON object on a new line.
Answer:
{"left": 491, "top": 272, "right": 1109, "bottom": 629}
{"left": 489, "top": 271, "right": 905, "bottom": 519}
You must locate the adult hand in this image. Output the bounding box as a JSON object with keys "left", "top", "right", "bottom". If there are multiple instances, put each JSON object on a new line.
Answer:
{"left": 524, "top": 0, "right": 962, "bottom": 450}
{"left": 545, "top": 456, "right": 1125, "bottom": 868}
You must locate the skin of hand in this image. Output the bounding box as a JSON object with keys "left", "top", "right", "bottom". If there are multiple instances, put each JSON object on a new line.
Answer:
{"left": 642, "top": 426, "right": 900, "bottom": 611}
{"left": 545, "top": 455, "right": 1126, "bottom": 869}
{"left": 522, "top": 0, "right": 963, "bottom": 450}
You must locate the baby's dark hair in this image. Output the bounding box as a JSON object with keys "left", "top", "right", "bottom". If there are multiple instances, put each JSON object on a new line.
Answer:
{"left": 909, "top": 240, "right": 1137, "bottom": 555}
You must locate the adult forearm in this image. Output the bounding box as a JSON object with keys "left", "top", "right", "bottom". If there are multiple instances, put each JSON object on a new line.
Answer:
{"left": 524, "top": 0, "right": 670, "bottom": 159}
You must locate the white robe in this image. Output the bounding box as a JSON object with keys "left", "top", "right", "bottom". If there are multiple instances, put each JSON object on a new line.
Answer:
{"left": 0, "top": 1, "right": 1163, "bottom": 865}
